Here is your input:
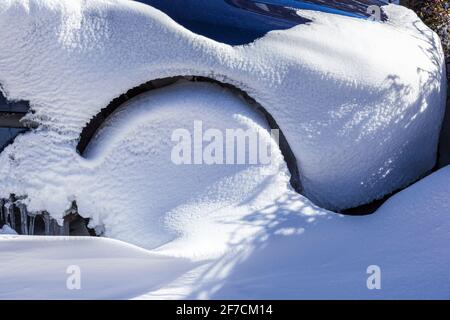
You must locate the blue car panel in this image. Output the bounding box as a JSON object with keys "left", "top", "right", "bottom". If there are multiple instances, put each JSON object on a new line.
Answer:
{"left": 137, "top": 0, "right": 387, "bottom": 45}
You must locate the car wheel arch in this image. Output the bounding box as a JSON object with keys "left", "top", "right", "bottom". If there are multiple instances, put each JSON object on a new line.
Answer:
{"left": 76, "top": 75, "right": 303, "bottom": 193}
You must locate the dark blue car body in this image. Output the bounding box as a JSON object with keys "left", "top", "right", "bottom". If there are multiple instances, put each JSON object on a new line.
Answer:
{"left": 0, "top": 0, "right": 387, "bottom": 151}
{"left": 138, "top": 0, "right": 387, "bottom": 44}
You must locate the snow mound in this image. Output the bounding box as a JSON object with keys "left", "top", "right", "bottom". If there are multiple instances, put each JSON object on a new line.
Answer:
{"left": 194, "top": 166, "right": 450, "bottom": 299}
{"left": 0, "top": 1, "right": 448, "bottom": 300}
{"left": 1, "top": 166, "right": 450, "bottom": 299}
{"left": 0, "top": 236, "right": 195, "bottom": 299}
{"left": 78, "top": 81, "right": 289, "bottom": 252}
{"left": 0, "top": 0, "right": 446, "bottom": 212}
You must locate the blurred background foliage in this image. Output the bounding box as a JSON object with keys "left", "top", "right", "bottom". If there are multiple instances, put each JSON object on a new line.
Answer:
{"left": 403, "top": 0, "right": 449, "bottom": 67}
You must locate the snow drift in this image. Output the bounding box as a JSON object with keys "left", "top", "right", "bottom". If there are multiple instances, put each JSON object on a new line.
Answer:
{"left": 78, "top": 81, "right": 290, "bottom": 251}
{"left": 0, "top": 0, "right": 449, "bottom": 299}
{"left": 2, "top": 165, "right": 450, "bottom": 299}
{"left": 0, "top": 0, "right": 446, "bottom": 213}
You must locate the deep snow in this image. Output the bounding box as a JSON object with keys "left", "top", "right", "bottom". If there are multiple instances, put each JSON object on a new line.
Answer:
{"left": 79, "top": 81, "right": 289, "bottom": 252}
{"left": 0, "top": 0, "right": 449, "bottom": 300}
{"left": 0, "top": 236, "right": 196, "bottom": 299}
{"left": 1, "top": 165, "right": 450, "bottom": 299}
{"left": 0, "top": 0, "right": 446, "bottom": 212}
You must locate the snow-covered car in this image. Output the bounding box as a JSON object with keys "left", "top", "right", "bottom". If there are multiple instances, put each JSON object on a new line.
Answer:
{"left": 0, "top": 0, "right": 445, "bottom": 238}
{"left": 0, "top": 0, "right": 446, "bottom": 237}
{"left": 0, "top": 0, "right": 389, "bottom": 151}
{"left": 0, "top": 0, "right": 400, "bottom": 237}
{"left": 0, "top": 0, "right": 449, "bottom": 300}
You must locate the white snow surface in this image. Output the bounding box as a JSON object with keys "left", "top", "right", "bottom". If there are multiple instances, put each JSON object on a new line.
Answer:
{"left": 0, "top": 0, "right": 446, "bottom": 212}
{"left": 1, "top": 165, "right": 450, "bottom": 299}
{"left": 0, "top": 0, "right": 449, "bottom": 299}
{"left": 79, "top": 81, "right": 289, "bottom": 252}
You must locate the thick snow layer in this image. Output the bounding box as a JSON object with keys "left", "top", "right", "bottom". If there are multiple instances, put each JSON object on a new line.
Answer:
{"left": 0, "top": 0, "right": 446, "bottom": 211}
{"left": 0, "top": 0, "right": 448, "bottom": 299}
{"left": 0, "top": 236, "right": 196, "bottom": 299}
{"left": 201, "top": 166, "right": 450, "bottom": 299}
{"left": 1, "top": 166, "right": 450, "bottom": 299}
{"left": 78, "top": 81, "right": 289, "bottom": 252}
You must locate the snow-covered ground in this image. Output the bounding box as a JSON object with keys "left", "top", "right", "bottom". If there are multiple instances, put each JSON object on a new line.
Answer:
{"left": 0, "top": 236, "right": 197, "bottom": 299}
{"left": 1, "top": 165, "right": 450, "bottom": 299}
{"left": 0, "top": 0, "right": 449, "bottom": 299}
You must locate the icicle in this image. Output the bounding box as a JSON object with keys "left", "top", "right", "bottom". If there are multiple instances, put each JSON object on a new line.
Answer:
{"left": 3, "top": 201, "right": 9, "bottom": 227}
{"left": 0, "top": 199, "right": 4, "bottom": 224}
{"left": 2, "top": 200, "right": 8, "bottom": 225}
{"left": 18, "top": 203, "right": 28, "bottom": 235}
{"left": 52, "top": 219, "right": 62, "bottom": 235}
{"left": 42, "top": 212, "right": 51, "bottom": 235}
{"left": 51, "top": 218, "right": 69, "bottom": 236}
{"left": 6, "top": 198, "right": 15, "bottom": 231}
{"left": 28, "top": 213, "right": 36, "bottom": 235}
{"left": 63, "top": 219, "right": 70, "bottom": 236}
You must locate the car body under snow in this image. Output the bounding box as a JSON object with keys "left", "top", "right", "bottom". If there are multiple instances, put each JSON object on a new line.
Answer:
{"left": 0, "top": 0, "right": 447, "bottom": 237}
{"left": 0, "top": 0, "right": 388, "bottom": 148}
{"left": 1, "top": 0, "right": 450, "bottom": 300}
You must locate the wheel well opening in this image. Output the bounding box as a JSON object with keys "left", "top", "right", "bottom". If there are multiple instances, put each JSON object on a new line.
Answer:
{"left": 76, "top": 76, "right": 302, "bottom": 193}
